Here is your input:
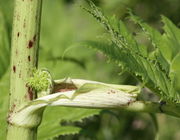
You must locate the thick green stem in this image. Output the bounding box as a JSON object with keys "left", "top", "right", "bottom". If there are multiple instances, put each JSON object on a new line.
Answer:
{"left": 6, "top": 126, "right": 37, "bottom": 140}
{"left": 123, "top": 101, "right": 180, "bottom": 117}
{"left": 7, "top": 0, "right": 42, "bottom": 139}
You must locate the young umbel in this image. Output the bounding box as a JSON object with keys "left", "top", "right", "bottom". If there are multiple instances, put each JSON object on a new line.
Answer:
{"left": 0, "top": 0, "right": 179, "bottom": 140}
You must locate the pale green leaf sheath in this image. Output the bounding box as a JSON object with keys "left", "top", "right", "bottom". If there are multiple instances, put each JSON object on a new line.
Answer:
{"left": 10, "top": 77, "right": 140, "bottom": 127}
{"left": 9, "top": 76, "right": 180, "bottom": 130}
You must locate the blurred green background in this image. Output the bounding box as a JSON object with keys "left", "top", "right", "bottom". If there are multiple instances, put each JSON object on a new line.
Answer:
{"left": 0, "top": 0, "right": 180, "bottom": 140}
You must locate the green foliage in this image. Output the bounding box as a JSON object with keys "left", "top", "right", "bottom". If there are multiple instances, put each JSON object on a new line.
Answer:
{"left": 0, "top": 11, "right": 10, "bottom": 80}
{"left": 84, "top": 1, "right": 180, "bottom": 103}
{"left": 0, "top": 71, "right": 9, "bottom": 139}
{"left": 0, "top": 0, "right": 180, "bottom": 140}
{"left": 38, "top": 107, "right": 99, "bottom": 140}
{"left": 129, "top": 13, "right": 180, "bottom": 93}
{"left": 0, "top": 8, "right": 10, "bottom": 139}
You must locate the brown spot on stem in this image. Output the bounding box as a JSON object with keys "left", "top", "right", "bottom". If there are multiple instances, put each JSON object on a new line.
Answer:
{"left": 28, "top": 40, "right": 33, "bottom": 48}
{"left": 28, "top": 56, "right": 31, "bottom": 61}
{"left": 13, "top": 66, "right": 16, "bottom": 73}
{"left": 17, "top": 32, "right": 20, "bottom": 37}
{"left": 28, "top": 87, "right": 33, "bottom": 100}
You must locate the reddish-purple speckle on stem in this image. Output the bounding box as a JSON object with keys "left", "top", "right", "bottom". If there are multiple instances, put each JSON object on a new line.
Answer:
{"left": 28, "top": 40, "right": 33, "bottom": 48}
{"left": 13, "top": 66, "right": 16, "bottom": 73}
{"left": 28, "top": 87, "right": 33, "bottom": 100}
{"left": 28, "top": 56, "right": 31, "bottom": 61}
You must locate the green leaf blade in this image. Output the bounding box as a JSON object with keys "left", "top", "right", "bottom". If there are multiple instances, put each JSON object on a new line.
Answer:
{"left": 38, "top": 107, "right": 100, "bottom": 140}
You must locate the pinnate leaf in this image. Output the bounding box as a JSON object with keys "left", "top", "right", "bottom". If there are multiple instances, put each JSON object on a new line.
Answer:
{"left": 83, "top": 1, "right": 180, "bottom": 102}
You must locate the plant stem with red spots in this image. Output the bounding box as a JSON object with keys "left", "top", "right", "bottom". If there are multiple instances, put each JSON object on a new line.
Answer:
{"left": 7, "top": 0, "right": 42, "bottom": 139}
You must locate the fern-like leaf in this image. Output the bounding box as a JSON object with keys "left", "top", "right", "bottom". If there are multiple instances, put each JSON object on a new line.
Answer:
{"left": 83, "top": 1, "right": 180, "bottom": 103}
